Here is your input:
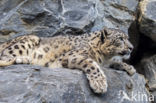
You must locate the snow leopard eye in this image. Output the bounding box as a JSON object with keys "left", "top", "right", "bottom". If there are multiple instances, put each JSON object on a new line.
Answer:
{"left": 119, "top": 37, "right": 123, "bottom": 41}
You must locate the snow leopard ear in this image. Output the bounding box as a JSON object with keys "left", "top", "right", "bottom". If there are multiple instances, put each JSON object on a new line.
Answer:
{"left": 100, "top": 27, "right": 110, "bottom": 43}
{"left": 100, "top": 31, "right": 105, "bottom": 44}
{"left": 103, "top": 27, "right": 111, "bottom": 37}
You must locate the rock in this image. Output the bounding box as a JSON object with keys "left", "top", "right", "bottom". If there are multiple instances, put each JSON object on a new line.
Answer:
{"left": 139, "top": 54, "right": 156, "bottom": 103}
{"left": 0, "top": 0, "right": 139, "bottom": 42}
{"left": 139, "top": 0, "right": 156, "bottom": 42}
{"left": 140, "top": 55, "right": 156, "bottom": 91}
{"left": 91, "top": 0, "right": 138, "bottom": 33}
{"left": 0, "top": 65, "right": 149, "bottom": 103}
{"left": 151, "top": 91, "right": 156, "bottom": 102}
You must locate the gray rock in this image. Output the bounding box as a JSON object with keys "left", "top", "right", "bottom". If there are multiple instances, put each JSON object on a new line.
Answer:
{"left": 0, "top": 0, "right": 139, "bottom": 42}
{"left": 139, "top": 0, "right": 156, "bottom": 42}
{"left": 152, "top": 91, "right": 156, "bottom": 102}
{"left": 0, "top": 65, "right": 149, "bottom": 103}
{"left": 91, "top": 0, "right": 138, "bottom": 33}
{"left": 140, "top": 55, "right": 156, "bottom": 91}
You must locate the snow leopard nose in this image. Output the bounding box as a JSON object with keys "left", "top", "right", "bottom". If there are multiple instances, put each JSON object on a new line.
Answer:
{"left": 120, "top": 50, "right": 130, "bottom": 55}
{"left": 128, "top": 46, "right": 133, "bottom": 51}
{"left": 127, "top": 41, "right": 133, "bottom": 51}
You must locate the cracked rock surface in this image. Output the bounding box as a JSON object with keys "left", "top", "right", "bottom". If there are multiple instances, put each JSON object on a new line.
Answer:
{"left": 139, "top": 0, "right": 156, "bottom": 42}
{"left": 0, "top": 0, "right": 138, "bottom": 41}
{"left": 0, "top": 65, "right": 148, "bottom": 103}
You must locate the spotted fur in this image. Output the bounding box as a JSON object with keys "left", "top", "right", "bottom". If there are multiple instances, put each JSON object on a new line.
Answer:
{"left": 0, "top": 27, "right": 136, "bottom": 93}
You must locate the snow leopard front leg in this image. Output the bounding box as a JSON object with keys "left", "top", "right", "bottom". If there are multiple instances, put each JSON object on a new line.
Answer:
{"left": 110, "top": 62, "right": 136, "bottom": 76}
{"left": 48, "top": 50, "right": 108, "bottom": 93}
